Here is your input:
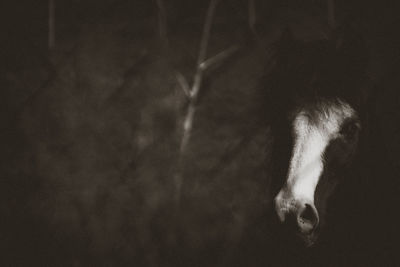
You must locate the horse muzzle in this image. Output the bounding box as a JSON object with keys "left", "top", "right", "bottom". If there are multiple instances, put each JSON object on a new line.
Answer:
{"left": 274, "top": 190, "right": 320, "bottom": 237}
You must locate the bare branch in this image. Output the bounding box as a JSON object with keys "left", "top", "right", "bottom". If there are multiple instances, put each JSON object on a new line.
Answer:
{"left": 190, "top": 0, "right": 221, "bottom": 99}
{"left": 174, "top": 0, "right": 221, "bottom": 207}
{"left": 155, "top": 0, "right": 168, "bottom": 43}
{"left": 180, "top": 104, "right": 196, "bottom": 153}
{"left": 327, "top": 0, "right": 336, "bottom": 28}
{"left": 199, "top": 45, "right": 240, "bottom": 71}
{"left": 196, "top": 0, "right": 220, "bottom": 68}
{"left": 248, "top": 0, "right": 257, "bottom": 35}
{"left": 175, "top": 71, "right": 191, "bottom": 98}
{"left": 48, "top": 0, "right": 55, "bottom": 49}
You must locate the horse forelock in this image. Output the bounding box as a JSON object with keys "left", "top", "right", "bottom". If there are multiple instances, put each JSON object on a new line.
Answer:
{"left": 290, "top": 98, "right": 356, "bottom": 131}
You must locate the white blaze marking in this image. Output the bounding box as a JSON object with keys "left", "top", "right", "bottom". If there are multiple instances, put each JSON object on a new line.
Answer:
{"left": 287, "top": 115, "right": 328, "bottom": 201}
{"left": 284, "top": 101, "right": 355, "bottom": 203}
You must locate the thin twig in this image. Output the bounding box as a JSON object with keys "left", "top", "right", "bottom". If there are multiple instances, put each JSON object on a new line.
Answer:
{"left": 327, "top": 0, "right": 336, "bottom": 29}
{"left": 155, "top": 0, "right": 168, "bottom": 44}
{"left": 179, "top": 0, "right": 220, "bottom": 152}
{"left": 248, "top": 0, "right": 257, "bottom": 35}
{"left": 190, "top": 0, "right": 220, "bottom": 99}
{"left": 199, "top": 45, "right": 240, "bottom": 71}
{"left": 175, "top": 71, "right": 191, "bottom": 98}
{"left": 174, "top": 0, "right": 221, "bottom": 206}
{"left": 48, "top": 0, "right": 55, "bottom": 49}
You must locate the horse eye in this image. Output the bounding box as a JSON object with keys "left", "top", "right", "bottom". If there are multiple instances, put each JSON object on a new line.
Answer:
{"left": 340, "top": 121, "right": 359, "bottom": 139}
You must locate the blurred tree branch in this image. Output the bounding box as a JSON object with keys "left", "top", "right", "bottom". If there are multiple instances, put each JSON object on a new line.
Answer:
{"left": 155, "top": 0, "right": 168, "bottom": 44}
{"left": 177, "top": 0, "right": 221, "bottom": 154}
{"left": 248, "top": 0, "right": 257, "bottom": 36}
{"left": 48, "top": 0, "right": 55, "bottom": 49}
{"left": 327, "top": 0, "right": 335, "bottom": 28}
{"left": 174, "top": 0, "right": 234, "bottom": 206}
{"left": 175, "top": 71, "right": 191, "bottom": 98}
{"left": 199, "top": 45, "right": 240, "bottom": 71}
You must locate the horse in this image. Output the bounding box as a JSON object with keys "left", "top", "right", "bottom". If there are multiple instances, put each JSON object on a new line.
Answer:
{"left": 265, "top": 27, "right": 372, "bottom": 248}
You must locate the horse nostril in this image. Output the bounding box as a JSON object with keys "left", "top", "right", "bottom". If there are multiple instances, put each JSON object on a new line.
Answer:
{"left": 297, "top": 204, "right": 319, "bottom": 234}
